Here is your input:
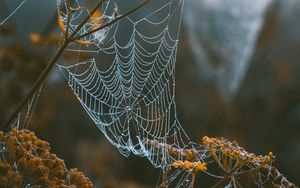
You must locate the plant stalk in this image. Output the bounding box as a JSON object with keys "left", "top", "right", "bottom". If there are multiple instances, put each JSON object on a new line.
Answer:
{"left": 2, "top": 0, "right": 150, "bottom": 131}
{"left": 2, "top": 40, "right": 70, "bottom": 131}
{"left": 74, "top": 0, "right": 150, "bottom": 40}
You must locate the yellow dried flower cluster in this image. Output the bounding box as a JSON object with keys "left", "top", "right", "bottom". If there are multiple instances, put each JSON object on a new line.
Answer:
{"left": 201, "top": 136, "right": 298, "bottom": 187}
{"left": 172, "top": 160, "right": 207, "bottom": 174}
{"left": 168, "top": 147, "right": 198, "bottom": 161}
{"left": 146, "top": 136, "right": 296, "bottom": 187}
{"left": 0, "top": 128, "right": 93, "bottom": 187}
{"left": 0, "top": 162, "right": 23, "bottom": 187}
{"left": 144, "top": 138, "right": 198, "bottom": 161}
{"left": 202, "top": 136, "right": 275, "bottom": 166}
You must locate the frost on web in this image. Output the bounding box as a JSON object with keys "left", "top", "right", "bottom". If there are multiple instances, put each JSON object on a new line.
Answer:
{"left": 183, "top": 0, "right": 272, "bottom": 101}
{"left": 57, "top": 0, "right": 199, "bottom": 168}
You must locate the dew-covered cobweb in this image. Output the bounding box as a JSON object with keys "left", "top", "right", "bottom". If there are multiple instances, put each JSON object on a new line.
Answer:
{"left": 57, "top": 0, "right": 197, "bottom": 169}
{"left": 1, "top": 0, "right": 295, "bottom": 187}
{"left": 183, "top": 0, "right": 272, "bottom": 101}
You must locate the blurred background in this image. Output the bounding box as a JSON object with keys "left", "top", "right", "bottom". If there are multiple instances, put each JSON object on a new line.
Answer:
{"left": 0, "top": 0, "right": 299, "bottom": 187}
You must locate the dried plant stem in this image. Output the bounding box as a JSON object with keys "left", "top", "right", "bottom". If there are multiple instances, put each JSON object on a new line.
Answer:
{"left": 71, "top": 0, "right": 105, "bottom": 37}
{"left": 160, "top": 168, "right": 170, "bottom": 188}
{"left": 191, "top": 174, "right": 196, "bottom": 188}
{"left": 74, "top": 0, "right": 150, "bottom": 40}
{"left": 2, "top": 0, "right": 150, "bottom": 131}
{"left": 2, "top": 40, "right": 69, "bottom": 131}
{"left": 64, "top": 0, "right": 72, "bottom": 38}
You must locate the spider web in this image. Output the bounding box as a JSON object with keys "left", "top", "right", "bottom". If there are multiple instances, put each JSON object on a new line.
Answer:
{"left": 58, "top": 0, "right": 197, "bottom": 168}
{"left": 56, "top": 1, "right": 295, "bottom": 187}
{"left": 0, "top": 0, "right": 296, "bottom": 187}
{"left": 183, "top": 0, "right": 272, "bottom": 101}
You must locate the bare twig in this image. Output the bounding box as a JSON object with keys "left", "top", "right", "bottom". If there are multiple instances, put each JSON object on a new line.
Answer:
{"left": 65, "top": 0, "right": 72, "bottom": 38}
{"left": 71, "top": 0, "right": 105, "bottom": 38}
{"left": 74, "top": 0, "right": 150, "bottom": 40}
{"left": 2, "top": 0, "right": 150, "bottom": 131}
{"left": 2, "top": 40, "right": 69, "bottom": 131}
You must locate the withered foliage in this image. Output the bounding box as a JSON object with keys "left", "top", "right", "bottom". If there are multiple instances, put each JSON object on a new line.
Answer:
{"left": 202, "top": 136, "right": 296, "bottom": 188}
{"left": 152, "top": 136, "right": 297, "bottom": 188}
{"left": 0, "top": 128, "right": 93, "bottom": 187}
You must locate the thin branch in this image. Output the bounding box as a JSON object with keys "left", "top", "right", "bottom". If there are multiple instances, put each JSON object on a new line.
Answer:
{"left": 2, "top": 0, "right": 150, "bottom": 131}
{"left": 191, "top": 174, "right": 196, "bottom": 188}
{"left": 71, "top": 0, "right": 105, "bottom": 38}
{"left": 211, "top": 176, "right": 230, "bottom": 188}
{"left": 42, "top": 0, "right": 77, "bottom": 36}
{"left": 209, "top": 147, "right": 227, "bottom": 172}
{"left": 2, "top": 40, "right": 69, "bottom": 131}
{"left": 74, "top": 0, "right": 150, "bottom": 40}
{"left": 65, "top": 0, "right": 72, "bottom": 38}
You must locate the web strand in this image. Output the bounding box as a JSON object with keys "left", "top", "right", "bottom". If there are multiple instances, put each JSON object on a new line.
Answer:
{"left": 0, "top": 0, "right": 27, "bottom": 26}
